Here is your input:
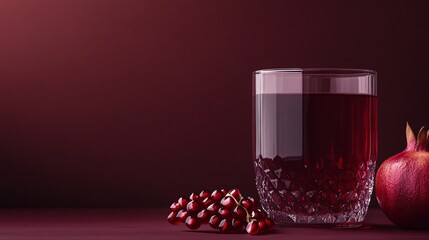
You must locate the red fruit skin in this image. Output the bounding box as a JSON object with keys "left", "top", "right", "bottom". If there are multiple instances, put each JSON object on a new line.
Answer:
{"left": 376, "top": 151, "right": 429, "bottom": 229}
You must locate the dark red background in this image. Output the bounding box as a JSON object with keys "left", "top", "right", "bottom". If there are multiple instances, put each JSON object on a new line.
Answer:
{"left": 0, "top": 0, "right": 428, "bottom": 208}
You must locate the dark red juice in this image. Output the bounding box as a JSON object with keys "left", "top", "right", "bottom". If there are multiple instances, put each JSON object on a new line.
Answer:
{"left": 253, "top": 93, "right": 377, "bottom": 224}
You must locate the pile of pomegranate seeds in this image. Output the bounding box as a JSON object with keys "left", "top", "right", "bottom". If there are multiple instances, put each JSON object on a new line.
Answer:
{"left": 167, "top": 188, "right": 274, "bottom": 235}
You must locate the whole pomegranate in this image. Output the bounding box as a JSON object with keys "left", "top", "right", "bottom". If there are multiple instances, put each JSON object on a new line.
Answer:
{"left": 376, "top": 123, "right": 429, "bottom": 229}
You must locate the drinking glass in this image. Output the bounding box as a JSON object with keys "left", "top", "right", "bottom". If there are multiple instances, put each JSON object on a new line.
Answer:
{"left": 252, "top": 68, "right": 377, "bottom": 226}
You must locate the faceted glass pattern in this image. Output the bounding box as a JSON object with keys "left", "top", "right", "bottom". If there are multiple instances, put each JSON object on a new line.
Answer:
{"left": 255, "top": 155, "right": 376, "bottom": 225}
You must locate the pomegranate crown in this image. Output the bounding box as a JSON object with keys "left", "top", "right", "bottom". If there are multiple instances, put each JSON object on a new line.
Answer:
{"left": 406, "top": 122, "right": 429, "bottom": 151}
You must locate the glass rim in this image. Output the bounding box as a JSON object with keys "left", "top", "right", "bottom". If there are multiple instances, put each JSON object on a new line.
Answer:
{"left": 254, "top": 68, "right": 376, "bottom": 76}
{"left": 253, "top": 68, "right": 377, "bottom": 96}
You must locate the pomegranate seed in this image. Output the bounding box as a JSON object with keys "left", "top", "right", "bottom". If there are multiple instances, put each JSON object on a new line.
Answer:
{"left": 231, "top": 218, "right": 244, "bottom": 231}
{"left": 211, "top": 190, "right": 224, "bottom": 201}
{"left": 178, "top": 197, "right": 189, "bottom": 208}
{"left": 186, "top": 200, "right": 201, "bottom": 214}
{"left": 167, "top": 188, "right": 275, "bottom": 235}
{"left": 251, "top": 209, "right": 264, "bottom": 220}
{"left": 264, "top": 218, "right": 274, "bottom": 231}
{"left": 170, "top": 202, "right": 181, "bottom": 212}
{"left": 257, "top": 220, "right": 266, "bottom": 232}
{"left": 202, "top": 197, "right": 214, "bottom": 208}
{"left": 197, "top": 210, "right": 210, "bottom": 224}
{"left": 248, "top": 197, "right": 259, "bottom": 210}
{"left": 218, "top": 207, "right": 231, "bottom": 218}
{"left": 176, "top": 210, "right": 189, "bottom": 223}
{"left": 207, "top": 202, "right": 220, "bottom": 214}
{"left": 167, "top": 212, "right": 179, "bottom": 225}
{"left": 228, "top": 188, "right": 242, "bottom": 201}
{"left": 233, "top": 205, "right": 247, "bottom": 219}
{"left": 218, "top": 219, "right": 231, "bottom": 233}
{"left": 185, "top": 216, "right": 200, "bottom": 230}
{"left": 239, "top": 197, "right": 253, "bottom": 211}
{"left": 246, "top": 220, "right": 259, "bottom": 235}
{"left": 199, "top": 189, "right": 210, "bottom": 199}
{"left": 189, "top": 193, "right": 199, "bottom": 201}
{"left": 209, "top": 215, "right": 221, "bottom": 229}
{"left": 221, "top": 196, "right": 236, "bottom": 209}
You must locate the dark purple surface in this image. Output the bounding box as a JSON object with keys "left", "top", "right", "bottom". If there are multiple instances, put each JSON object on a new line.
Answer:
{"left": 0, "top": 208, "right": 428, "bottom": 240}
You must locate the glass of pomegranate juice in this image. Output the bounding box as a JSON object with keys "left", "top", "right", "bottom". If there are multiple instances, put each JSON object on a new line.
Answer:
{"left": 252, "top": 69, "right": 377, "bottom": 226}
